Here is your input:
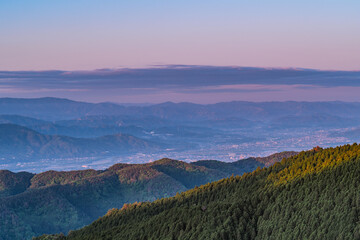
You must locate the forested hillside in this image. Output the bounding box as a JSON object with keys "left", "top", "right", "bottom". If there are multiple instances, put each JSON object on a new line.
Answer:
{"left": 37, "top": 144, "right": 360, "bottom": 240}
{"left": 0, "top": 153, "right": 295, "bottom": 240}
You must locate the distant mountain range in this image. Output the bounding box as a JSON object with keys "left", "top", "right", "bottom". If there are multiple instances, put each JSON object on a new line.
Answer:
{"left": 0, "top": 97, "right": 359, "bottom": 171}
{"left": 0, "top": 152, "right": 296, "bottom": 239}
{"left": 0, "top": 124, "right": 160, "bottom": 160}
{"left": 1, "top": 97, "right": 360, "bottom": 122}
{"left": 0, "top": 114, "right": 149, "bottom": 138}
{"left": 36, "top": 144, "right": 360, "bottom": 240}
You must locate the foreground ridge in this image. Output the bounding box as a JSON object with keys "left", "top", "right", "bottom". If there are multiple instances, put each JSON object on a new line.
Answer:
{"left": 36, "top": 144, "right": 360, "bottom": 240}
{"left": 0, "top": 152, "right": 295, "bottom": 240}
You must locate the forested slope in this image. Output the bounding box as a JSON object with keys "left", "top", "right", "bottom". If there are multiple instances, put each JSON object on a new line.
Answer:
{"left": 0, "top": 153, "right": 296, "bottom": 240}
{"left": 38, "top": 144, "right": 360, "bottom": 240}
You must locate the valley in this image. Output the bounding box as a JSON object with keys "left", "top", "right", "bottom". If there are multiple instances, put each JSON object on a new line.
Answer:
{"left": 0, "top": 98, "right": 358, "bottom": 173}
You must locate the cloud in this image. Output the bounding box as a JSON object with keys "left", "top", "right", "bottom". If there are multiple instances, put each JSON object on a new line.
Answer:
{"left": 0, "top": 65, "right": 360, "bottom": 103}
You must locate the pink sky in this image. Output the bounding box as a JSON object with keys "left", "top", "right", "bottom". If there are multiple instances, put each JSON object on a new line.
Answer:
{"left": 0, "top": 1, "right": 359, "bottom": 71}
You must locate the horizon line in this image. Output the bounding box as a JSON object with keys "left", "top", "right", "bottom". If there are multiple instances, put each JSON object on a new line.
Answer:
{"left": 1, "top": 96, "right": 360, "bottom": 105}
{"left": 1, "top": 64, "right": 360, "bottom": 73}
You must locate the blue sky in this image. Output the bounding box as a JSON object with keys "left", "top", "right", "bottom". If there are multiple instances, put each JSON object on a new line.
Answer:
{"left": 1, "top": 0, "right": 359, "bottom": 71}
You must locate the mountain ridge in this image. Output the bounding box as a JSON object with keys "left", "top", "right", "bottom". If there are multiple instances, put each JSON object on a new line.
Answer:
{"left": 0, "top": 152, "right": 296, "bottom": 239}
{"left": 35, "top": 144, "right": 360, "bottom": 240}
{"left": 1, "top": 97, "right": 360, "bottom": 121}
{"left": 0, "top": 123, "right": 160, "bottom": 160}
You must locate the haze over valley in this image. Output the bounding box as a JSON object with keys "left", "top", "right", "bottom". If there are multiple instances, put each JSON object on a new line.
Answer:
{"left": 0, "top": 97, "right": 358, "bottom": 173}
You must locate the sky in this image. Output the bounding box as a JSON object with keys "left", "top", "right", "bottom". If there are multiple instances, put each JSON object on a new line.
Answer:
{"left": 1, "top": 1, "right": 360, "bottom": 103}
{"left": 1, "top": 0, "right": 360, "bottom": 71}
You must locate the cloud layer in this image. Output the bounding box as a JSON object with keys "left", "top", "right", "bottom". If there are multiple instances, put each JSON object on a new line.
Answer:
{"left": 1, "top": 66, "right": 360, "bottom": 103}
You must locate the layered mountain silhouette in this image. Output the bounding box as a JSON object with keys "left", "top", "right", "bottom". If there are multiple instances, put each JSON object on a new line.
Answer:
{"left": 0, "top": 124, "right": 159, "bottom": 160}
{"left": 1, "top": 97, "right": 360, "bottom": 123}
